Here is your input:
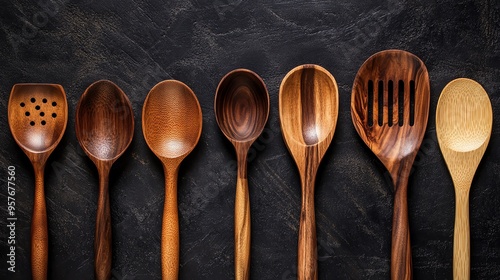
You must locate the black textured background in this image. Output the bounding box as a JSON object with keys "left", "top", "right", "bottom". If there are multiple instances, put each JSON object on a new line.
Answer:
{"left": 1, "top": 0, "right": 499, "bottom": 279}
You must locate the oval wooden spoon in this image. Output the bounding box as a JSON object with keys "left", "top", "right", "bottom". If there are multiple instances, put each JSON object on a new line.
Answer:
{"left": 142, "top": 80, "right": 202, "bottom": 279}
{"left": 214, "top": 69, "right": 270, "bottom": 280}
{"left": 8, "top": 84, "right": 68, "bottom": 280}
{"left": 436, "top": 78, "right": 493, "bottom": 280}
{"left": 351, "top": 50, "right": 430, "bottom": 280}
{"left": 75, "top": 80, "right": 134, "bottom": 280}
{"left": 279, "top": 64, "right": 338, "bottom": 280}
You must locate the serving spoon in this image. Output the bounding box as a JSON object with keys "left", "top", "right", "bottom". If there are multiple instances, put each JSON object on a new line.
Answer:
{"left": 279, "top": 64, "right": 339, "bottom": 280}
{"left": 8, "top": 84, "right": 68, "bottom": 280}
{"left": 436, "top": 78, "right": 493, "bottom": 280}
{"left": 75, "top": 80, "right": 134, "bottom": 280}
{"left": 142, "top": 80, "right": 202, "bottom": 279}
{"left": 214, "top": 69, "right": 270, "bottom": 280}
{"left": 351, "top": 50, "right": 430, "bottom": 280}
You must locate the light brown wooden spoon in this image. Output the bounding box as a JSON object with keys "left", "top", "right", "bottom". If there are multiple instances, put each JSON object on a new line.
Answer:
{"left": 351, "top": 50, "right": 430, "bottom": 280}
{"left": 142, "top": 80, "right": 202, "bottom": 280}
{"left": 436, "top": 78, "right": 493, "bottom": 280}
{"left": 279, "top": 64, "right": 338, "bottom": 280}
{"left": 8, "top": 84, "right": 68, "bottom": 280}
{"left": 214, "top": 69, "right": 270, "bottom": 280}
{"left": 75, "top": 80, "right": 134, "bottom": 280}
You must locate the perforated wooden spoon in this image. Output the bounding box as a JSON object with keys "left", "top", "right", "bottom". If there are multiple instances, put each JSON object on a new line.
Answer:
{"left": 279, "top": 64, "right": 338, "bottom": 280}
{"left": 142, "top": 80, "right": 202, "bottom": 279}
{"left": 351, "top": 50, "right": 430, "bottom": 280}
{"left": 75, "top": 80, "right": 134, "bottom": 280}
{"left": 215, "top": 69, "right": 269, "bottom": 280}
{"left": 436, "top": 78, "right": 493, "bottom": 280}
{"left": 8, "top": 84, "right": 68, "bottom": 280}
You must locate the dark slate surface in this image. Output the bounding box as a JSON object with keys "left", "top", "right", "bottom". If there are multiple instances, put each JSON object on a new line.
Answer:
{"left": 0, "top": 0, "right": 499, "bottom": 279}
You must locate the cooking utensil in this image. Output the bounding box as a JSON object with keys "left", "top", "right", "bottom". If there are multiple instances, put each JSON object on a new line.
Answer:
{"left": 279, "top": 64, "right": 339, "bottom": 280}
{"left": 142, "top": 80, "right": 202, "bottom": 279}
{"left": 75, "top": 80, "right": 134, "bottom": 280}
{"left": 214, "top": 69, "right": 270, "bottom": 280}
{"left": 436, "top": 78, "right": 493, "bottom": 280}
{"left": 351, "top": 50, "right": 430, "bottom": 280}
{"left": 8, "top": 84, "right": 68, "bottom": 280}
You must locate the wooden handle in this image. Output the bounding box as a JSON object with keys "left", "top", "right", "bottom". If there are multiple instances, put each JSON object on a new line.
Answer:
{"left": 162, "top": 165, "right": 180, "bottom": 280}
{"left": 234, "top": 164, "right": 251, "bottom": 280}
{"left": 95, "top": 164, "right": 112, "bottom": 280}
{"left": 298, "top": 172, "right": 317, "bottom": 280}
{"left": 391, "top": 177, "right": 412, "bottom": 280}
{"left": 453, "top": 190, "right": 470, "bottom": 280}
{"left": 31, "top": 165, "right": 48, "bottom": 280}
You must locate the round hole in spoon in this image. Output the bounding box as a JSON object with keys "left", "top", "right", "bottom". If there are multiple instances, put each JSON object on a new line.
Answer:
{"left": 75, "top": 80, "right": 134, "bottom": 161}
{"left": 215, "top": 69, "right": 269, "bottom": 142}
{"left": 436, "top": 78, "right": 493, "bottom": 153}
{"left": 142, "top": 80, "right": 202, "bottom": 159}
{"left": 280, "top": 64, "right": 338, "bottom": 146}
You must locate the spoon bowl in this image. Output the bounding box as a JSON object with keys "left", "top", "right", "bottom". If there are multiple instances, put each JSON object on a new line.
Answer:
{"left": 142, "top": 80, "right": 202, "bottom": 279}
{"left": 279, "top": 64, "right": 338, "bottom": 280}
{"left": 215, "top": 69, "right": 269, "bottom": 280}
{"left": 8, "top": 83, "right": 68, "bottom": 280}
{"left": 436, "top": 78, "right": 493, "bottom": 279}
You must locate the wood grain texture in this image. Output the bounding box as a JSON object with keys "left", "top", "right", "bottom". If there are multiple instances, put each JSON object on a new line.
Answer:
{"left": 351, "top": 50, "right": 430, "bottom": 280}
{"left": 279, "top": 65, "right": 338, "bottom": 280}
{"left": 8, "top": 84, "right": 68, "bottom": 280}
{"left": 214, "top": 69, "right": 270, "bottom": 280}
{"left": 142, "top": 80, "right": 203, "bottom": 280}
{"left": 436, "top": 78, "right": 493, "bottom": 280}
{"left": 75, "top": 80, "right": 135, "bottom": 280}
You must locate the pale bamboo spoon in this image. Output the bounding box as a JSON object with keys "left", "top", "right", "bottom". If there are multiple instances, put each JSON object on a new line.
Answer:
{"left": 8, "top": 84, "right": 68, "bottom": 280}
{"left": 351, "top": 50, "right": 430, "bottom": 280}
{"left": 214, "top": 69, "right": 269, "bottom": 280}
{"left": 142, "top": 80, "right": 202, "bottom": 279}
{"left": 75, "top": 80, "right": 134, "bottom": 280}
{"left": 436, "top": 78, "right": 493, "bottom": 280}
{"left": 279, "top": 64, "right": 338, "bottom": 280}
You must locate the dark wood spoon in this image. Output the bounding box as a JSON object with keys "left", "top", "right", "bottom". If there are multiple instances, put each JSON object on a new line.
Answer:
{"left": 351, "top": 50, "right": 430, "bottom": 280}
{"left": 214, "top": 69, "right": 270, "bottom": 280}
{"left": 8, "top": 84, "right": 68, "bottom": 280}
{"left": 75, "top": 80, "right": 134, "bottom": 280}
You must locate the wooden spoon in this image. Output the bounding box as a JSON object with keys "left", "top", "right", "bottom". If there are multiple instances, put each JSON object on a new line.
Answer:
{"left": 436, "top": 78, "right": 493, "bottom": 280}
{"left": 279, "top": 64, "right": 339, "bottom": 280}
{"left": 75, "top": 80, "right": 134, "bottom": 280}
{"left": 214, "top": 69, "right": 270, "bottom": 280}
{"left": 8, "top": 84, "right": 68, "bottom": 280}
{"left": 142, "top": 80, "right": 202, "bottom": 279}
{"left": 351, "top": 50, "right": 430, "bottom": 280}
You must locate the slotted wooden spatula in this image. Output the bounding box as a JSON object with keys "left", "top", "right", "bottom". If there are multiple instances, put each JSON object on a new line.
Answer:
{"left": 351, "top": 50, "right": 430, "bottom": 280}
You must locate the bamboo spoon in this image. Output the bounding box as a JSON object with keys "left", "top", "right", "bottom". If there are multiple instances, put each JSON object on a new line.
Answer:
{"left": 142, "top": 80, "right": 202, "bottom": 279}
{"left": 214, "top": 69, "right": 270, "bottom": 280}
{"left": 351, "top": 50, "right": 430, "bottom": 280}
{"left": 8, "top": 84, "right": 68, "bottom": 280}
{"left": 75, "top": 80, "right": 134, "bottom": 280}
{"left": 436, "top": 78, "right": 493, "bottom": 280}
{"left": 279, "top": 64, "right": 338, "bottom": 280}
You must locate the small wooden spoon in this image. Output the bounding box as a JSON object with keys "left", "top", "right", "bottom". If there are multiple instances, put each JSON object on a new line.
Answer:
{"left": 8, "top": 84, "right": 68, "bottom": 280}
{"left": 214, "top": 69, "right": 270, "bottom": 280}
{"left": 279, "top": 64, "right": 339, "bottom": 280}
{"left": 142, "top": 80, "right": 202, "bottom": 279}
{"left": 351, "top": 50, "right": 430, "bottom": 280}
{"left": 436, "top": 78, "right": 493, "bottom": 280}
{"left": 75, "top": 80, "right": 134, "bottom": 280}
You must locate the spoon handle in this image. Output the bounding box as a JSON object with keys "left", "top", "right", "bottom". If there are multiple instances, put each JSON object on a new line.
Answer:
{"left": 95, "top": 164, "right": 112, "bottom": 280}
{"left": 234, "top": 159, "right": 250, "bottom": 280}
{"left": 298, "top": 173, "right": 317, "bottom": 280}
{"left": 32, "top": 164, "right": 48, "bottom": 280}
{"left": 391, "top": 178, "right": 412, "bottom": 280}
{"left": 453, "top": 190, "right": 470, "bottom": 280}
{"left": 162, "top": 165, "right": 180, "bottom": 280}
